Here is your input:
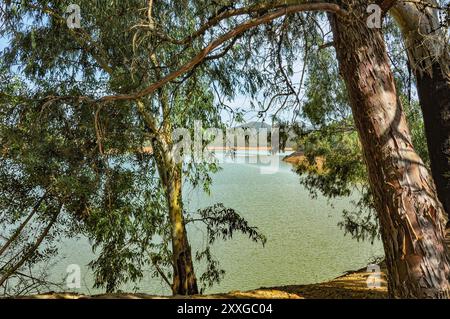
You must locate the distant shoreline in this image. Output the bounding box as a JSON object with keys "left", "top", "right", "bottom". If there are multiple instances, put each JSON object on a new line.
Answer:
{"left": 282, "top": 151, "right": 305, "bottom": 164}
{"left": 141, "top": 146, "right": 295, "bottom": 153}
{"left": 282, "top": 151, "right": 325, "bottom": 173}
{"left": 207, "top": 146, "right": 294, "bottom": 151}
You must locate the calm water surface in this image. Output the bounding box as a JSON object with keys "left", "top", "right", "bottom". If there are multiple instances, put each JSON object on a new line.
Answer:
{"left": 53, "top": 153, "right": 384, "bottom": 295}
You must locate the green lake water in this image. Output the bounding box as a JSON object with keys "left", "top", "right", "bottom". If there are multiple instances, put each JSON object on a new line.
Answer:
{"left": 53, "top": 153, "right": 384, "bottom": 295}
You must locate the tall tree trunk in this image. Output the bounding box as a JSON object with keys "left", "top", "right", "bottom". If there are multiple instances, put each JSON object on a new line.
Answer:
{"left": 166, "top": 164, "right": 199, "bottom": 295}
{"left": 390, "top": 0, "right": 450, "bottom": 218}
{"left": 152, "top": 137, "right": 199, "bottom": 295}
{"left": 329, "top": 1, "right": 450, "bottom": 298}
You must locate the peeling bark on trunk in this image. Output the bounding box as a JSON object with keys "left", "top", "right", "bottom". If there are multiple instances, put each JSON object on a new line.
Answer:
{"left": 390, "top": 1, "right": 450, "bottom": 218}
{"left": 152, "top": 136, "right": 199, "bottom": 296}
{"left": 329, "top": 1, "right": 450, "bottom": 298}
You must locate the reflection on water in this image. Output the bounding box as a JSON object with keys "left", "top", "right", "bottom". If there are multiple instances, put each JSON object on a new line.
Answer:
{"left": 52, "top": 153, "right": 384, "bottom": 295}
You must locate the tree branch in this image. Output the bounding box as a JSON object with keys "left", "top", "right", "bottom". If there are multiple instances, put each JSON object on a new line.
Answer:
{"left": 0, "top": 192, "right": 47, "bottom": 257}
{"left": 96, "top": 3, "right": 348, "bottom": 103}
{"left": 0, "top": 209, "right": 60, "bottom": 287}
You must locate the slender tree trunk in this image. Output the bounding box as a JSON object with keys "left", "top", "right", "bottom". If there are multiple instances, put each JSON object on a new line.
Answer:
{"left": 329, "top": 1, "right": 450, "bottom": 298}
{"left": 137, "top": 88, "right": 198, "bottom": 294}
{"left": 166, "top": 164, "right": 198, "bottom": 295}
{"left": 152, "top": 137, "right": 199, "bottom": 295}
{"left": 390, "top": 1, "right": 450, "bottom": 218}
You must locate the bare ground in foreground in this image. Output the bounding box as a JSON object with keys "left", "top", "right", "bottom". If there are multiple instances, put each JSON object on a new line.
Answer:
{"left": 17, "top": 265, "right": 388, "bottom": 299}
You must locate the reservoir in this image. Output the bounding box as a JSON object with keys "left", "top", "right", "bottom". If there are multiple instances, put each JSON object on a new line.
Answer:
{"left": 54, "top": 152, "right": 384, "bottom": 295}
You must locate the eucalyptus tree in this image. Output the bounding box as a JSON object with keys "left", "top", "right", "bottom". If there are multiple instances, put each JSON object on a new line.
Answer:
{"left": 232, "top": 0, "right": 444, "bottom": 298}
{"left": 328, "top": 0, "right": 449, "bottom": 297}
{"left": 390, "top": 0, "right": 450, "bottom": 217}
{"left": 122, "top": 0, "right": 450, "bottom": 298}
{"left": 0, "top": 0, "right": 266, "bottom": 296}
{"left": 294, "top": 14, "right": 431, "bottom": 242}
{"left": 230, "top": 1, "right": 449, "bottom": 296}
{"left": 208, "top": 0, "right": 450, "bottom": 298}
{"left": 2, "top": 0, "right": 449, "bottom": 299}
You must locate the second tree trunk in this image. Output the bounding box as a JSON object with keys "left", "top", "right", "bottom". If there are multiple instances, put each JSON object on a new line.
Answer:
{"left": 167, "top": 165, "right": 199, "bottom": 295}
{"left": 329, "top": 1, "right": 450, "bottom": 298}
{"left": 391, "top": 1, "right": 450, "bottom": 218}
{"left": 152, "top": 137, "right": 199, "bottom": 295}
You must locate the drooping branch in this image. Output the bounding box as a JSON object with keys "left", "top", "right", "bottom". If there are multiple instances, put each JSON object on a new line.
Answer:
{"left": 0, "top": 192, "right": 47, "bottom": 257}
{"left": 149, "top": 253, "right": 172, "bottom": 289}
{"left": 11, "top": 1, "right": 114, "bottom": 75}
{"left": 0, "top": 209, "right": 60, "bottom": 287}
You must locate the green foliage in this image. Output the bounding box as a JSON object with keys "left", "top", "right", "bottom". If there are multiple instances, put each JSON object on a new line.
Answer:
{"left": 0, "top": 0, "right": 268, "bottom": 294}
{"left": 188, "top": 203, "right": 266, "bottom": 292}
{"left": 302, "top": 47, "right": 350, "bottom": 126}
{"left": 403, "top": 97, "right": 430, "bottom": 166}
{"left": 0, "top": 0, "right": 433, "bottom": 296}
{"left": 295, "top": 121, "right": 379, "bottom": 243}
{"left": 292, "top": 20, "right": 430, "bottom": 244}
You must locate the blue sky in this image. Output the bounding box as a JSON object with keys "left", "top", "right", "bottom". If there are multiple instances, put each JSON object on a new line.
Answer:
{"left": 0, "top": 36, "right": 7, "bottom": 50}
